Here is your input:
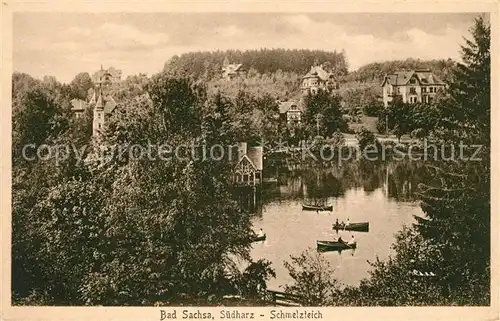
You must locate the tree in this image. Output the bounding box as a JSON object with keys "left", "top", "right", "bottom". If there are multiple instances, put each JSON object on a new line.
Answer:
{"left": 440, "top": 16, "right": 490, "bottom": 145}
{"left": 385, "top": 97, "right": 414, "bottom": 141}
{"left": 147, "top": 72, "right": 203, "bottom": 138}
{"left": 414, "top": 16, "right": 491, "bottom": 305}
{"left": 202, "top": 91, "right": 234, "bottom": 145}
{"left": 337, "top": 226, "right": 448, "bottom": 306}
{"left": 12, "top": 71, "right": 275, "bottom": 306}
{"left": 70, "top": 72, "right": 94, "bottom": 100}
{"left": 283, "top": 248, "right": 340, "bottom": 306}
{"left": 356, "top": 127, "right": 381, "bottom": 154}
{"left": 12, "top": 84, "right": 68, "bottom": 165}
{"left": 303, "top": 90, "right": 347, "bottom": 138}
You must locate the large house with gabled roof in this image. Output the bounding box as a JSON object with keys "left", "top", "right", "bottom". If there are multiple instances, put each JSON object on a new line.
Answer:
{"left": 381, "top": 69, "right": 446, "bottom": 107}
{"left": 301, "top": 64, "right": 338, "bottom": 95}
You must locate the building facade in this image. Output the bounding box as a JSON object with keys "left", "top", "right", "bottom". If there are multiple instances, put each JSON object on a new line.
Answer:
{"left": 301, "top": 65, "right": 338, "bottom": 95}
{"left": 381, "top": 69, "right": 446, "bottom": 107}
{"left": 70, "top": 98, "right": 88, "bottom": 119}
{"left": 233, "top": 142, "right": 263, "bottom": 186}
{"left": 279, "top": 100, "right": 303, "bottom": 125}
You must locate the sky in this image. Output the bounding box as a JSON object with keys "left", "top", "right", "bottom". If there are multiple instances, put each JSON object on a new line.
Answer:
{"left": 13, "top": 12, "right": 484, "bottom": 83}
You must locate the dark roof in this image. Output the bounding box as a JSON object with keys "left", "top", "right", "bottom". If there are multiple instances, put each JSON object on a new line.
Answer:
{"left": 302, "top": 65, "right": 335, "bottom": 81}
{"left": 95, "top": 94, "right": 104, "bottom": 109}
{"left": 381, "top": 70, "right": 446, "bottom": 87}
{"left": 93, "top": 94, "right": 117, "bottom": 114}
{"left": 104, "top": 96, "right": 117, "bottom": 114}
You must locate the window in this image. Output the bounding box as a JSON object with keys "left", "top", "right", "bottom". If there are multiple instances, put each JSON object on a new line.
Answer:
{"left": 410, "top": 87, "right": 416, "bottom": 94}
{"left": 410, "top": 78, "right": 416, "bottom": 84}
{"left": 396, "top": 87, "right": 400, "bottom": 94}
{"left": 422, "top": 87, "right": 427, "bottom": 93}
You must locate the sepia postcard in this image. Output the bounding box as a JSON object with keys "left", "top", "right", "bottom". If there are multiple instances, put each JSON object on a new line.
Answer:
{"left": 1, "top": 1, "right": 499, "bottom": 321}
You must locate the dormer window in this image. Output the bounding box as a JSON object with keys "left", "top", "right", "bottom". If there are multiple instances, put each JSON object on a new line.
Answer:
{"left": 410, "top": 78, "right": 417, "bottom": 84}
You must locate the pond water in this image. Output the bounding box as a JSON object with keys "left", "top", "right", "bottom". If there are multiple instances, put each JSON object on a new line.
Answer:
{"left": 247, "top": 159, "right": 427, "bottom": 290}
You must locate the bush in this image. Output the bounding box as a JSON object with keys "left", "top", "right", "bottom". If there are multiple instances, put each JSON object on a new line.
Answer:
{"left": 283, "top": 248, "right": 340, "bottom": 306}
{"left": 356, "top": 128, "right": 382, "bottom": 153}
{"left": 364, "top": 101, "right": 384, "bottom": 117}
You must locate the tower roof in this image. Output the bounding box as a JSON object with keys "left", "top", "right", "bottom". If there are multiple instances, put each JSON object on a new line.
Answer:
{"left": 95, "top": 94, "right": 104, "bottom": 109}
{"left": 104, "top": 96, "right": 117, "bottom": 114}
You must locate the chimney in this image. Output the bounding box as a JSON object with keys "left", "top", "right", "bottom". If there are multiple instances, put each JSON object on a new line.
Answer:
{"left": 237, "top": 142, "right": 247, "bottom": 160}
{"left": 248, "top": 146, "right": 263, "bottom": 171}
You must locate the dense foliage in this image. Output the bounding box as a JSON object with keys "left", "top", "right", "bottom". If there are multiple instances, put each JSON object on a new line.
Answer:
{"left": 164, "top": 48, "right": 349, "bottom": 79}
{"left": 302, "top": 90, "right": 347, "bottom": 137}
{"left": 12, "top": 71, "right": 275, "bottom": 305}
{"left": 413, "top": 16, "right": 490, "bottom": 305}
{"left": 377, "top": 95, "right": 446, "bottom": 138}
{"left": 345, "top": 58, "right": 456, "bottom": 84}
{"left": 283, "top": 248, "right": 340, "bottom": 306}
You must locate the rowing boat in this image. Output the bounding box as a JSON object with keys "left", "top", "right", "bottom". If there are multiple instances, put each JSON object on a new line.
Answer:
{"left": 316, "top": 240, "right": 356, "bottom": 252}
{"left": 332, "top": 222, "right": 369, "bottom": 232}
{"left": 302, "top": 204, "right": 333, "bottom": 211}
{"left": 252, "top": 234, "right": 266, "bottom": 242}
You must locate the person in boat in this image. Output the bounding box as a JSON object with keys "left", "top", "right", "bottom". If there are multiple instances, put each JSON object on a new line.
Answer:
{"left": 257, "top": 228, "right": 265, "bottom": 237}
{"left": 347, "top": 235, "right": 356, "bottom": 246}
{"left": 345, "top": 217, "right": 350, "bottom": 229}
{"left": 337, "top": 236, "right": 345, "bottom": 244}
{"left": 335, "top": 218, "right": 339, "bottom": 228}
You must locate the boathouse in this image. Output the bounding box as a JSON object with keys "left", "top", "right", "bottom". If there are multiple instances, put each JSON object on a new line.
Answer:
{"left": 233, "top": 142, "right": 263, "bottom": 186}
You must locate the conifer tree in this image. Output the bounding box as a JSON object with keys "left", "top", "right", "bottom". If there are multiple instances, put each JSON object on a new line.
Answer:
{"left": 415, "top": 16, "right": 490, "bottom": 305}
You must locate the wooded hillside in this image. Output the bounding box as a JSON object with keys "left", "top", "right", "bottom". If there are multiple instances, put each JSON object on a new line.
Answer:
{"left": 163, "top": 48, "right": 349, "bottom": 79}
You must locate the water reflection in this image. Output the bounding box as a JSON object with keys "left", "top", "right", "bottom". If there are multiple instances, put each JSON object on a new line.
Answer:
{"left": 256, "top": 159, "right": 429, "bottom": 208}
{"left": 237, "top": 158, "right": 428, "bottom": 289}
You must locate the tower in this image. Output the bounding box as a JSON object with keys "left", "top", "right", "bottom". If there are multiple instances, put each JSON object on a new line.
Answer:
{"left": 89, "top": 65, "right": 121, "bottom": 137}
{"left": 92, "top": 89, "right": 105, "bottom": 137}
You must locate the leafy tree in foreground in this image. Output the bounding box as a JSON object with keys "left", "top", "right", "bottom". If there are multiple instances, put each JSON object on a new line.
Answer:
{"left": 283, "top": 248, "right": 340, "bottom": 306}
{"left": 12, "top": 72, "right": 275, "bottom": 305}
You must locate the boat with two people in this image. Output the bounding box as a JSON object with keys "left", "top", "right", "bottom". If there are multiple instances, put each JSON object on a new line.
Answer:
{"left": 332, "top": 219, "right": 369, "bottom": 232}
{"left": 317, "top": 235, "right": 357, "bottom": 252}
